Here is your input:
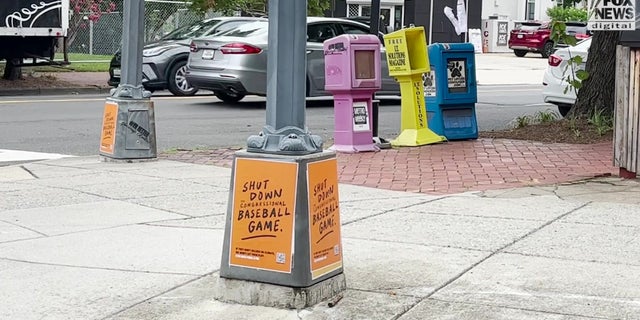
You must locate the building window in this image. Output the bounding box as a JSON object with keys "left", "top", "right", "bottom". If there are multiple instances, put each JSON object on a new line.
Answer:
{"left": 348, "top": 4, "right": 359, "bottom": 17}
{"left": 526, "top": 0, "right": 535, "bottom": 20}
{"left": 361, "top": 5, "right": 371, "bottom": 17}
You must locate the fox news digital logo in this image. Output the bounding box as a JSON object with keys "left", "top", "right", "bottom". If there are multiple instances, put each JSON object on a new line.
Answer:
{"left": 588, "top": 0, "right": 636, "bottom": 30}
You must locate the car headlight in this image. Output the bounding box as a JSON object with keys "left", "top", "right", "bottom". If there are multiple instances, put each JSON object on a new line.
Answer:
{"left": 142, "top": 45, "right": 178, "bottom": 57}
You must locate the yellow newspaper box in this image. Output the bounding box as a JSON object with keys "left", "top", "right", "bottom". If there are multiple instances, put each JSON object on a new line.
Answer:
{"left": 384, "top": 27, "right": 445, "bottom": 146}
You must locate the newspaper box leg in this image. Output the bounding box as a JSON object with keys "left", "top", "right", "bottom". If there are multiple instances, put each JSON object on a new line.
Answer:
{"left": 392, "top": 73, "right": 446, "bottom": 147}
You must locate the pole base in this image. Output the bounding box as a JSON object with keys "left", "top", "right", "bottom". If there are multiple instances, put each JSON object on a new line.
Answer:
{"left": 214, "top": 273, "right": 346, "bottom": 309}
{"left": 391, "top": 128, "right": 447, "bottom": 147}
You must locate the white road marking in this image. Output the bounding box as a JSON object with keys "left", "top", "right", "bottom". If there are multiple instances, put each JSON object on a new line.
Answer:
{"left": 0, "top": 149, "right": 74, "bottom": 163}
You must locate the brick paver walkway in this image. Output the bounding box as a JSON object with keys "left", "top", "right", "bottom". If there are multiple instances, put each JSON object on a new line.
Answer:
{"left": 161, "top": 139, "right": 616, "bottom": 195}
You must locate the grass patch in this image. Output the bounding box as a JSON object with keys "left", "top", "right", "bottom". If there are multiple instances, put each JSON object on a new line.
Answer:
{"left": 54, "top": 53, "right": 113, "bottom": 62}
{"left": 33, "top": 62, "right": 109, "bottom": 72}
{"left": 1, "top": 53, "right": 111, "bottom": 73}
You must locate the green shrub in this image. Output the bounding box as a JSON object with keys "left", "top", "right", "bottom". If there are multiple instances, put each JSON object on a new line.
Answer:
{"left": 547, "top": 6, "right": 588, "bottom": 22}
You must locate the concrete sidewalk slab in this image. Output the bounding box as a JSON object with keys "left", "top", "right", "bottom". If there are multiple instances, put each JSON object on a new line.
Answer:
{"left": 342, "top": 210, "right": 542, "bottom": 251}
{"left": 341, "top": 238, "right": 485, "bottom": 297}
{"left": 0, "top": 200, "right": 185, "bottom": 235}
{"left": 0, "top": 259, "right": 194, "bottom": 320}
{"left": 1, "top": 157, "right": 639, "bottom": 319}
{"left": 431, "top": 253, "right": 640, "bottom": 319}
{"left": 475, "top": 53, "right": 547, "bottom": 85}
{"left": 507, "top": 220, "right": 640, "bottom": 266}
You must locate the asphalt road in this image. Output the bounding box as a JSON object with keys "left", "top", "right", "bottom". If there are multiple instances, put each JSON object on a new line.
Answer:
{"left": 0, "top": 84, "right": 556, "bottom": 156}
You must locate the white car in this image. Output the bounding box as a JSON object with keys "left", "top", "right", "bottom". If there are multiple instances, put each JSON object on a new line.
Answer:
{"left": 542, "top": 37, "right": 591, "bottom": 116}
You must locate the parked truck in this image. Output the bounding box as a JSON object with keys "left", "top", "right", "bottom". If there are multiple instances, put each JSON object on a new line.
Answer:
{"left": 0, "top": 0, "right": 69, "bottom": 79}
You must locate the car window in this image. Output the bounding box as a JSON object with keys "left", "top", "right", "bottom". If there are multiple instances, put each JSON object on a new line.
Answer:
{"left": 339, "top": 23, "right": 369, "bottom": 35}
{"left": 205, "top": 20, "right": 252, "bottom": 37}
{"left": 565, "top": 25, "right": 588, "bottom": 35}
{"left": 307, "top": 23, "right": 338, "bottom": 43}
{"left": 337, "top": 22, "right": 385, "bottom": 46}
{"left": 518, "top": 22, "right": 546, "bottom": 31}
{"left": 574, "top": 38, "right": 592, "bottom": 50}
{"left": 218, "top": 20, "right": 269, "bottom": 37}
{"left": 161, "top": 19, "right": 221, "bottom": 40}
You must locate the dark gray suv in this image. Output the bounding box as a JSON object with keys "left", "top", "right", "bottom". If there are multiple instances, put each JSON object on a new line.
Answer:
{"left": 108, "top": 16, "right": 264, "bottom": 96}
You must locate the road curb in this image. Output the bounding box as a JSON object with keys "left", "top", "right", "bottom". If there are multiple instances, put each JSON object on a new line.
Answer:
{"left": 0, "top": 86, "right": 112, "bottom": 96}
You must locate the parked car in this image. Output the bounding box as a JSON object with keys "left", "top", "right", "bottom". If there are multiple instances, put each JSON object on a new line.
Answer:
{"left": 542, "top": 37, "right": 591, "bottom": 117}
{"left": 509, "top": 21, "right": 590, "bottom": 58}
{"left": 108, "top": 16, "right": 265, "bottom": 96}
{"left": 509, "top": 21, "right": 554, "bottom": 58}
{"left": 553, "top": 21, "right": 591, "bottom": 50}
{"left": 185, "top": 17, "right": 400, "bottom": 103}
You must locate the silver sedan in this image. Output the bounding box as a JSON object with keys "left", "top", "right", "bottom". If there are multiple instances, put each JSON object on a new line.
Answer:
{"left": 185, "top": 17, "right": 400, "bottom": 103}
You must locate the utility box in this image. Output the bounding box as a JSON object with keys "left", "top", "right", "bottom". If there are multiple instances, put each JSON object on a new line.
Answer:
{"left": 99, "top": 98, "right": 157, "bottom": 160}
{"left": 425, "top": 43, "right": 478, "bottom": 140}
{"left": 481, "top": 19, "right": 513, "bottom": 53}
{"left": 324, "top": 34, "right": 381, "bottom": 153}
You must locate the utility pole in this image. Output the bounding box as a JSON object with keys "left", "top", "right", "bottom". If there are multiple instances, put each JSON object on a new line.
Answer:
{"left": 216, "top": 0, "right": 345, "bottom": 309}
{"left": 99, "top": 0, "right": 156, "bottom": 160}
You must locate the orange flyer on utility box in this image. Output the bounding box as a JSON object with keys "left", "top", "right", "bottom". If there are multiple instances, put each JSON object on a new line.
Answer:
{"left": 229, "top": 158, "right": 298, "bottom": 273}
{"left": 307, "top": 158, "right": 342, "bottom": 279}
{"left": 100, "top": 102, "right": 118, "bottom": 154}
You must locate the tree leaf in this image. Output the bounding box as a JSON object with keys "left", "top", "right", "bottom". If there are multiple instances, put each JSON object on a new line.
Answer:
{"left": 576, "top": 70, "right": 590, "bottom": 81}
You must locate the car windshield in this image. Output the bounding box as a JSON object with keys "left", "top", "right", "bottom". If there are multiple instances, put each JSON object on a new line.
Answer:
{"left": 565, "top": 25, "right": 588, "bottom": 35}
{"left": 574, "top": 37, "right": 592, "bottom": 50}
{"left": 518, "top": 22, "right": 545, "bottom": 31}
{"left": 161, "top": 19, "right": 221, "bottom": 40}
{"left": 217, "top": 20, "right": 268, "bottom": 37}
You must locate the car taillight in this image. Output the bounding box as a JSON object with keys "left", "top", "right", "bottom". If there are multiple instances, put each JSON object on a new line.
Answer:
{"left": 220, "top": 43, "right": 262, "bottom": 54}
{"left": 190, "top": 41, "right": 197, "bottom": 52}
{"left": 548, "top": 54, "right": 562, "bottom": 67}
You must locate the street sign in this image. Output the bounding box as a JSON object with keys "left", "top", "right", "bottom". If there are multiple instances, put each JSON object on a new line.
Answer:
{"left": 588, "top": 0, "right": 636, "bottom": 31}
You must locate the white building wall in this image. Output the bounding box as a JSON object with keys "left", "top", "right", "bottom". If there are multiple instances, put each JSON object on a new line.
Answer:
{"left": 482, "top": 0, "right": 558, "bottom": 22}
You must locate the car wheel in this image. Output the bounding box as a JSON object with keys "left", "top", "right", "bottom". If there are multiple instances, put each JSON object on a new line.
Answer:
{"left": 541, "top": 41, "right": 554, "bottom": 58}
{"left": 514, "top": 50, "right": 527, "bottom": 57}
{"left": 168, "top": 60, "right": 198, "bottom": 96}
{"left": 215, "top": 91, "right": 245, "bottom": 103}
{"left": 558, "top": 104, "right": 572, "bottom": 117}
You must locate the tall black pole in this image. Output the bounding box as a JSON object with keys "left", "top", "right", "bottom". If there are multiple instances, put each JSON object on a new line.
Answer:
{"left": 369, "top": 0, "right": 381, "bottom": 35}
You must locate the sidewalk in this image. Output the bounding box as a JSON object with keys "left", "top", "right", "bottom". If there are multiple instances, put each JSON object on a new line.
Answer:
{"left": 162, "top": 139, "right": 616, "bottom": 195}
{"left": 1, "top": 156, "right": 639, "bottom": 319}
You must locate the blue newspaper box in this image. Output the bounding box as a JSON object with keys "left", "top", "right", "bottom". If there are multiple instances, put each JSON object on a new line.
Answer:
{"left": 425, "top": 43, "right": 478, "bottom": 140}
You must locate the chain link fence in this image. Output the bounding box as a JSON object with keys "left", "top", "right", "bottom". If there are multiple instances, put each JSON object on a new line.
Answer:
{"left": 65, "top": 0, "right": 206, "bottom": 60}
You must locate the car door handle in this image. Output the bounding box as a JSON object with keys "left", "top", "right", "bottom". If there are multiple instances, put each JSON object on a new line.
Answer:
{"left": 306, "top": 50, "right": 312, "bottom": 54}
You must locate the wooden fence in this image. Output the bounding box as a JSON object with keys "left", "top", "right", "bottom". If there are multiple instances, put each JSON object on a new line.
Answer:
{"left": 614, "top": 45, "right": 640, "bottom": 177}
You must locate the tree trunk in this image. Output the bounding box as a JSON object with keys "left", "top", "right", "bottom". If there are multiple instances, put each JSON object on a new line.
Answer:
{"left": 569, "top": 31, "right": 619, "bottom": 118}
{"left": 2, "top": 59, "right": 22, "bottom": 80}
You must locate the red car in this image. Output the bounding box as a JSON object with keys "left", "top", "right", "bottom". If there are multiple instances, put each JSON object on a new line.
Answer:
{"left": 509, "top": 21, "right": 590, "bottom": 58}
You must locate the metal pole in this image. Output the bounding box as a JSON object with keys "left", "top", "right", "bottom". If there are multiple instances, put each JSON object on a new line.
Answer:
{"left": 429, "top": 0, "right": 434, "bottom": 44}
{"left": 89, "top": 20, "right": 94, "bottom": 55}
{"left": 369, "top": 0, "right": 381, "bottom": 35}
{"left": 112, "top": 0, "right": 148, "bottom": 99}
{"left": 247, "top": 0, "right": 322, "bottom": 154}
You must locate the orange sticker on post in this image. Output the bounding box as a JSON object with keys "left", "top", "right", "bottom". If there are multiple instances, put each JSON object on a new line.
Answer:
{"left": 307, "top": 158, "right": 342, "bottom": 279}
{"left": 100, "top": 102, "right": 118, "bottom": 154}
{"left": 229, "top": 158, "right": 298, "bottom": 273}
